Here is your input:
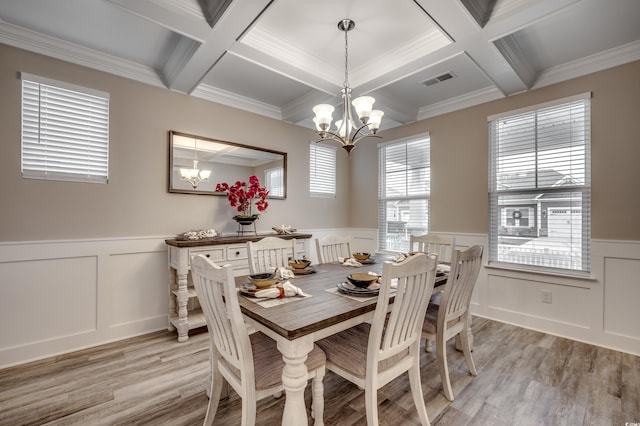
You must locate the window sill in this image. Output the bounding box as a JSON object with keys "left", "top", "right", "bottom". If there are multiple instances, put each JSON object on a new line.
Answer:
{"left": 485, "top": 262, "right": 597, "bottom": 282}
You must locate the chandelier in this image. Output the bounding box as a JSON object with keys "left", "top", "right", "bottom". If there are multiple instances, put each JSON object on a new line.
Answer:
{"left": 312, "top": 19, "right": 384, "bottom": 156}
{"left": 180, "top": 139, "right": 211, "bottom": 189}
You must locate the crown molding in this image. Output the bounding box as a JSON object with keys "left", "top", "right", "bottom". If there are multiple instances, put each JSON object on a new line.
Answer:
{"left": 241, "top": 27, "right": 343, "bottom": 86}
{"left": 417, "top": 86, "right": 503, "bottom": 120}
{"left": 191, "top": 84, "right": 282, "bottom": 120}
{"left": 350, "top": 28, "right": 451, "bottom": 87}
{"left": 0, "top": 21, "right": 164, "bottom": 88}
{"left": 533, "top": 39, "right": 640, "bottom": 90}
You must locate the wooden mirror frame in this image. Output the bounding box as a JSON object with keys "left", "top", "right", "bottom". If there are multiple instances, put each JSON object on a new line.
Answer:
{"left": 169, "top": 130, "right": 287, "bottom": 198}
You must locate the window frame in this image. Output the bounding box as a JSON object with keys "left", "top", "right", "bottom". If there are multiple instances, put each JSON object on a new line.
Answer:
{"left": 264, "top": 166, "right": 284, "bottom": 198}
{"left": 20, "top": 72, "right": 110, "bottom": 184}
{"left": 487, "top": 93, "right": 591, "bottom": 274}
{"left": 309, "top": 142, "right": 336, "bottom": 198}
{"left": 378, "top": 133, "right": 431, "bottom": 253}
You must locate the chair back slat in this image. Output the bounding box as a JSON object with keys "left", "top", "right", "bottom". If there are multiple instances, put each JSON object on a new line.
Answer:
{"left": 409, "top": 234, "right": 455, "bottom": 264}
{"left": 191, "top": 255, "right": 254, "bottom": 377}
{"left": 440, "top": 245, "right": 483, "bottom": 324}
{"left": 247, "top": 237, "right": 296, "bottom": 274}
{"left": 315, "top": 235, "right": 352, "bottom": 264}
{"left": 370, "top": 253, "right": 437, "bottom": 362}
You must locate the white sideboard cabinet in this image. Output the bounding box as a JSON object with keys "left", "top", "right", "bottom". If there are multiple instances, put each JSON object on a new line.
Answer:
{"left": 165, "top": 233, "right": 311, "bottom": 342}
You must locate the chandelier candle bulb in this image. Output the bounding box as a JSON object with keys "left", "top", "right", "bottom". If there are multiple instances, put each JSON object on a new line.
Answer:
{"left": 352, "top": 96, "right": 375, "bottom": 123}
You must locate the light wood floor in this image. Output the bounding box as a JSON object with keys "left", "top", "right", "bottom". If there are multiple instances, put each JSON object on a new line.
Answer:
{"left": 1, "top": 317, "right": 639, "bottom": 425}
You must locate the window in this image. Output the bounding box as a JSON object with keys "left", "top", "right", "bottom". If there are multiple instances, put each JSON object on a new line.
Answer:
{"left": 488, "top": 93, "right": 591, "bottom": 273}
{"left": 378, "top": 134, "right": 430, "bottom": 252}
{"left": 309, "top": 143, "right": 336, "bottom": 197}
{"left": 21, "top": 72, "right": 110, "bottom": 183}
{"left": 264, "top": 166, "right": 284, "bottom": 197}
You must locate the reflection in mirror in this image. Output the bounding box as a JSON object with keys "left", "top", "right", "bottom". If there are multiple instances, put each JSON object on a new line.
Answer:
{"left": 169, "top": 131, "right": 287, "bottom": 198}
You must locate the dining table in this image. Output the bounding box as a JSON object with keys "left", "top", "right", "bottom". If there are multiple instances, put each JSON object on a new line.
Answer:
{"left": 234, "top": 254, "right": 449, "bottom": 425}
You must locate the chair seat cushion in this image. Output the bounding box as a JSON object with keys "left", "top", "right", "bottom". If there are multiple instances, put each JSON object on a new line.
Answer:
{"left": 249, "top": 332, "right": 326, "bottom": 390}
{"left": 429, "top": 290, "right": 443, "bottom": 306}
{"left": 316, "top": 323, "right": 408, "bottom": 379}
{"left": 422, "top": 304, "right": 439, "bottom": 335}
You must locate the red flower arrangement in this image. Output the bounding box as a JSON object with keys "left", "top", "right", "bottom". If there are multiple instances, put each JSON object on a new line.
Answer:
{"left": 215, "top": 175, "right": 269, "bottom": 219}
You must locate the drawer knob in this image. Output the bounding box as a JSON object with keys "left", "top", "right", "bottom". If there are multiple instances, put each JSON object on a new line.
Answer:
{"left": 235, "top": 251, "right": 240, "bottom": 256}
{"left": 206, "top": 254, "right": 210, "bottom": 258}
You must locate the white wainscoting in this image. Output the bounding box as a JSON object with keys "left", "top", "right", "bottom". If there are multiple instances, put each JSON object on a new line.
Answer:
{"left": 0, "top": 237, "right": 169, "bottom": 369}
{"left": 1, "top": 231, "right": 638, "bottom": 369}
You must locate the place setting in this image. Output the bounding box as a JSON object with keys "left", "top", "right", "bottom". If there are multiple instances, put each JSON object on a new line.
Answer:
{"left": 288, "top": 257, "right": 316, "bottom": 275}
{"left": 325, "top": 272, "right": 389, "bottom": 301}
{"left": 239, "top": 269, "right": 312, "bottom": 308}
{"left": 338, "top": 252, "right": 377, "bottom": 266}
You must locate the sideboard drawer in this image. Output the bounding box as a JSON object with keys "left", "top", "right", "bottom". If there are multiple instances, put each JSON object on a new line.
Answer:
{"left": 226, "top": 245, "right": 248, "bottom": 261}
{"left": 188, "top": 247, "right": 225, "bottom": 265}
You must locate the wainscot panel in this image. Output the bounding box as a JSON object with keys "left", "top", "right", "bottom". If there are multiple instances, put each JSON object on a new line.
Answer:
{"left": 0, "top": 237, "right": 169, "bottom": 369}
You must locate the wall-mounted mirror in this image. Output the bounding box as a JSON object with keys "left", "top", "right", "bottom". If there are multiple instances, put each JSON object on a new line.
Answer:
{"left": 169, "top": 130, "right": 287, "bottom": 198}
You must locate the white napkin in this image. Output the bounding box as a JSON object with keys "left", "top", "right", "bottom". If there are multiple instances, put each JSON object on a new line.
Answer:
{"left": 392, "top": 253, "right": 409, "bottom": 263}
{"left": 367, "top": 271, "right": 398, "bottom": 289}
{"left": 437, "top": 264, "right": 451, "bottom": 273}
{"left": 275, "top": 267, "right": 295, "bottom": 280}
{"left": 339, "top": 257, "right": 362, "bottom": 267}
{"left": 254, "top": 281, "right": 307, "bottom": 298}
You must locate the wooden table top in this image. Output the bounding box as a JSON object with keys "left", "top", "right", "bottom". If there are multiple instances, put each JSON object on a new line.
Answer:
{"left": 236, "top": 256, "right": 447, "bottom": 341}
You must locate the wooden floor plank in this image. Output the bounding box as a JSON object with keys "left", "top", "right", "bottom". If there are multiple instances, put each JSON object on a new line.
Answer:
{"left": 1, "top": 318, "right": 638, "bottom": 425}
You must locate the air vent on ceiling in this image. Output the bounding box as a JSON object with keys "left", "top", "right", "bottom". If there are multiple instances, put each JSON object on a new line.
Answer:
{"left": 421, "top": 72, "right": 455, "bottom": 87}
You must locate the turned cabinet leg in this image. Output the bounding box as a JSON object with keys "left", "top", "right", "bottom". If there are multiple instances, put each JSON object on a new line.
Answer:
{"left": 176, "top": 272, "right": 189, "bottom": 342}
{"left": 168, "top": 268, "right": 177, "bottom": 331}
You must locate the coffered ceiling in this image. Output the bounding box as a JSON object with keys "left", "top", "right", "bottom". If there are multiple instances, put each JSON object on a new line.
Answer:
{"left": 1, "top": 0, "right": 639, "bottom": 131}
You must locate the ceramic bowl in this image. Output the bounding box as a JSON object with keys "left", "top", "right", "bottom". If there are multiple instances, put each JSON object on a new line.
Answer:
{"left": 347, "top": 273, "right": 378, "bottom": 288}
{"left": 248, "top": 273, "right": 278, "bottom": 289}
{"left": 289, "top": 258, "right": 311, "bottom": 269}
{"left": 352, "top": 252, "right": 371, "bottom": 262}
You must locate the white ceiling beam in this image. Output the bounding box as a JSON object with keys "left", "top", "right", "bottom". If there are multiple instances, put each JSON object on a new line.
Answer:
{"left": 167, "top": 0, "right": 274, "bottom": 93}
{"left": 106, "top": 0, "right": 211, "bottom": 42}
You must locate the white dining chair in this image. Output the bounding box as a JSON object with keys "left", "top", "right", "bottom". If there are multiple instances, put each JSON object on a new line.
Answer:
{"left": 409, "top": 234, "right": 455, "bottom": 264}
{"left": 316, "top": 253, "right": 437, "bottom": 426}
{"left": 314, "top": 235, "right": 352, "bottom": 264}
{"left": 421, "top": 244, "right": 483, "bottom": 401}
{"left": 246, "top": 236, "right": 296, "bottom": 275}
{"left": 191, "top": 255, "right": 326, "bottom": 426}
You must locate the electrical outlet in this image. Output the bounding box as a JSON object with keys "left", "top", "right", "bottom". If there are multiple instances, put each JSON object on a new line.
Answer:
{"left": 541, "top": 289, "right": 552, "bottom": 304}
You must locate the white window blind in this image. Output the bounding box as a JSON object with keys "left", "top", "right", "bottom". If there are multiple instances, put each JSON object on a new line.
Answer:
{"left": 378, "top": 135, "right": 430, "bottom": 252}
{"left": 309, "top": 143, "right": 336, "bottom": 197}
{"left": 488, "top": 93, "right": 591, "bottom": 273}
{"left": 265, "top": 166, "right": 284, "bottom": 197}
{"left": 21, "top": 73, "right": 110, "bottom": 183}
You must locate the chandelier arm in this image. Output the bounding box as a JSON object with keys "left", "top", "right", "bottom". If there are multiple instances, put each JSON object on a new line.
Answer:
{"left": 318, "top": 131, "right": 352, "bottom": 146}
{"left": 349, "top": 122, "right": 375, "bottom": 143}
{"left": 352, "top": 133, "right": 382, "bottom": 145}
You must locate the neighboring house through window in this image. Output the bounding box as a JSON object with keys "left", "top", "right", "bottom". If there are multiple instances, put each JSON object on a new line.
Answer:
{"left": 378, "top": 134, "right": 430, "bottom": 252}
{"left": 309, "top": 143, "right": 336, "bottom": 197}
{"left": 488, "top": 93, "right": 591, "bottom": 273}
{"left": 21, "top": 73, "right": 110, "bottom": 184}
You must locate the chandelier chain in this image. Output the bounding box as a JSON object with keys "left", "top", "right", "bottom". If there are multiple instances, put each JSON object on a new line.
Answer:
{"left": 343, "top": 23, "right": 349, "bottom": 88}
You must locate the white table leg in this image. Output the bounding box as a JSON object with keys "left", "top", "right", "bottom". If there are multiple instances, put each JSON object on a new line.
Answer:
{"left": 278, "top": 336, "right": 314, "bottom": 426}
